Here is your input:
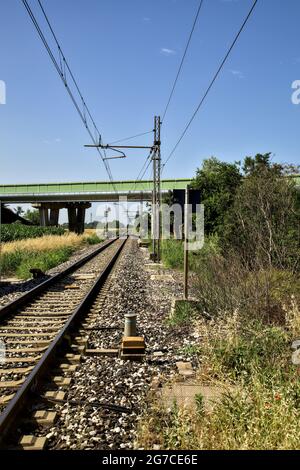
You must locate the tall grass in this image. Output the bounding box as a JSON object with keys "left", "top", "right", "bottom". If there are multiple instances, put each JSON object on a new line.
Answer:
{"left": 137, "top": 302, "right": 300, "bottom": 450}
{"left": 161, "top": 235, "right": 220, "bottom": 271}
{"left": 161, "top": 239, "right": 184, "bottom": 269}
{"left": 0, "top": 233, "right": 102, "bottom": 279}
{"left": 1, "top": 233, "right": 84, "bottom": 254}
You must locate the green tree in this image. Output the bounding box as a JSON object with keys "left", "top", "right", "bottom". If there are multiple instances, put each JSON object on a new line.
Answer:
{"left": 223, "top": 156, "right": 300, "bottom": 271}
{"left": 190, "top": 157, "right": 242, "bottom": 235}
{"left": 24, "top": 209, "right": 40, "bottom": 225}
{"left": 15, "top": 206, "right": 24, "bottom": 216}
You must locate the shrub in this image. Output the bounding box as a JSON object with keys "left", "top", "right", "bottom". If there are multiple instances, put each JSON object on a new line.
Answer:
{"left": 222, "top": 165, "right": 300, "bottom": 272}
{"left": 84, "top": 234, "right": 102, "bottom": 245}
{"left": 190, "top": 157, "right": 242, "bottom": 236}
{"left": 161, "top": 239, "right": 184, "bottom": 269}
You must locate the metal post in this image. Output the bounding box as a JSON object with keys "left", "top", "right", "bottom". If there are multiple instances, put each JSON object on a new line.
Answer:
{"left": 124, "top": 313, "right": 137, "bottom": 337}
{"left": 152, "top": 116, "right": 161, "bottom": 262}
{"left": 0, "top": 201, "right": 2, "bottom": 283}
{"left": 184, "top": 186, "right": 189, "bottom": 300}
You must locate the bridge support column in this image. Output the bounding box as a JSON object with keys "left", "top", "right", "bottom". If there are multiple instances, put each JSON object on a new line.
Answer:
{"left": 49, "top": 208, "right": 59, "bottom": 227}
{"left": 66, "top": 202, "right": 91, "bottom": 234}
{"left": 39, "top": 207, "right": 49, "bottom": 227}
{"left": 67, "top": 206, "right": 77, "bottom": 233}
{"left": 77, "top": 207, "right": 86, "bottom": 235}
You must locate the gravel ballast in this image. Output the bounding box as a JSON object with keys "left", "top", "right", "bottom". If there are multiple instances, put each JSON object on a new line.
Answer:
{"left": 42, "top": 238, "right": 201, "bottom": 450}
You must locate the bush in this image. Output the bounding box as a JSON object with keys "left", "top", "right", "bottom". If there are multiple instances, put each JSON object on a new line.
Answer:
{"left": 222, "top": 165, "right": 300, "bottom": 272}
{"left": 190, "top": 157, "right": 242, "bottom": 236}
{"left": 161, "top": 239, "right": 184, "bottom": 269}
{"left": 85, "top": 234, "right": 102, "bottom": 245}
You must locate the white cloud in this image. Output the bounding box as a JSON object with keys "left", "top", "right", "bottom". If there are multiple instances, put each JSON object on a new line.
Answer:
{"left": 230, "top": 69, "right": 244, "bottom": 79}
{"left": 43, "top": 138, "right": 62, "bottom": 144}
{"left": 160, "top": 48, "right": 176, "bottom": 56}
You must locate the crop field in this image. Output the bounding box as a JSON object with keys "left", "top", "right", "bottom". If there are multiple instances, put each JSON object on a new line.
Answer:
{"left": 0, "top": 224, "right": 65, "bottom": 242}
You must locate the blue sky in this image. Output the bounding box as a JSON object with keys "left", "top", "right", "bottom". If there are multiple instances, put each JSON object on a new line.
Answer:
{"left": 0, "top": 0, "right": 299, "bottom": 188}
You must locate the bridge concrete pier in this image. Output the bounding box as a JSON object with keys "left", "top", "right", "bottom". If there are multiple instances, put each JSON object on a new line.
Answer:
{"left": 49, "top": 208, "right": 59, "bottom": 227}
{"left": 33, "top": 202, "right": 91, "bottom": 233}
{"left": 39, "top": 206, "right": 49, "bottom": 226}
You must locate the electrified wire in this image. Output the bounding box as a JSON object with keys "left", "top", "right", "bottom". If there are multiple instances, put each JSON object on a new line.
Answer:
{"left": 37, "top": 0, "right": 101, "bottom": 141}
{"left": 162, "top": 0, "right": 205, "bottom": 122}
{"left": 163, "top": 0, "right": 258, "bottom": 170}
{"left": 108, "top": 130, "right": 153, "bottom": 145}
{"left": 21, "top": 0, "right": 116, "bottom": 190}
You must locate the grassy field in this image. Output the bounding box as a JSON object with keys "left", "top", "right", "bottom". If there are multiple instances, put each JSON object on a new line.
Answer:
{"left": 0, "top": 232, "right": 102, "bottom": 279}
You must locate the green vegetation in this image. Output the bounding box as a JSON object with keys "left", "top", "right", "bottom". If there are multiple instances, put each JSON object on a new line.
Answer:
{"left": 161, "top": 235, "right": 219, "bottom": 273}
{"left": 24, "top": 209, "right": 40, "bottom": 225}
{"left": 161, "top": 239, "right": 184, "bottom": 269}
{"left": 138, "top": 303, "right": 300, "bottom": 450}
{"left": 0, "top": 224, "right": 65, "bottom": 242}
{"left": 0, "top": 232, "right": 103, "bottom": 279}
{"left": 167, "top": 300, "right": 196, "bottom": 326}
{"left": 85, "top": 233, "right": 102, "bottom": 245}
{"left": 138, "top": 154, "right": 300, "bottom": 450}
{"left": 0, "top": 246, "right": 73, "bottom": 279}
{"left": 190, "top": 156, "right": 242, "bottom": 235}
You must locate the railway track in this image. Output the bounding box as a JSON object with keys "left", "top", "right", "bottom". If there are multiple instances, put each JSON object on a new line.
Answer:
{"left": 0, "top": 237, "right": 127, "bottom": 449}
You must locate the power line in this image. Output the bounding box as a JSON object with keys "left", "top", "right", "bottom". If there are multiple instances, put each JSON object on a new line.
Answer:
{"left": 109, "top": 130, "right": 153, "bottom": 145}
{"left": 37, "top": 0, "right": 101, "bottom": 142}
{"left": 162, "top": 0, "right": 205, "bottom": 122}
{"left": 163, "top": 0, "right": 259, "bottom": 170}
{"left": 130, "top": 149, "right": 153, "bottom": 193}
{"left": 21, "top": 0, "right": 116, "bottom": 190}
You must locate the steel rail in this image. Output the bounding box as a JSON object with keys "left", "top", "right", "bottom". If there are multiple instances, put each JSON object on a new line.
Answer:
{"left": 0, "top": 237, "right": 117, "bottom": 322}
{"left": 0, "top": 237, "right": 127, "bottom": 446}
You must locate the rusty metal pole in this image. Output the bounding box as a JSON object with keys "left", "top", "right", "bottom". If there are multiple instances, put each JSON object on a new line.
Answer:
{"left": 184, "top": 186, "right": 189, "bottom": 300}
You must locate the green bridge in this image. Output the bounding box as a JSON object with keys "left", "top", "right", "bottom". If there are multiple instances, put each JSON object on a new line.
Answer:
{"left": 0, "top": 178, "right": 192, "bottom": 203}
{"left": 0, "top": 176, "right": 298, "bottom": 233}
{"left": 0, "top": 179, "right": 192, "bottom": 232}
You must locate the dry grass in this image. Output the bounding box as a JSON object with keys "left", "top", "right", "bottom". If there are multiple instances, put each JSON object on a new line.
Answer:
{"left": 0, "top": 232, "right": 102, "bottom": 279}
{"left": 1, "top": 233, "right": 86, "bottom": 254}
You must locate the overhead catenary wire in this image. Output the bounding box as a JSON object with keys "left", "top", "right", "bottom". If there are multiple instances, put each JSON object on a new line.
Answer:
{"left": 37, "top": 0, "right": 101, "bottom": 143}
{"left": 163, "top": 0, "right": 259, "bottom": 170}
{"left": 130, "top": 149, "right": 153, "bottom": 194}
{"left": 109, "top": 130, "right": 153, "bottom": 145}
{"left": 162, "top": 0, "right": 205, "bottom": 123}
{"left": 21, "top": 0, "right": 116, "bottom": 190}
